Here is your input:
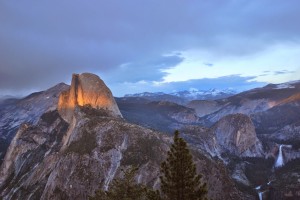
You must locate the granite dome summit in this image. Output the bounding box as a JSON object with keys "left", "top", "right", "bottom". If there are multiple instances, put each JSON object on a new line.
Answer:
{"left": 58, "top": 73, "right": 122, "bottom": 123}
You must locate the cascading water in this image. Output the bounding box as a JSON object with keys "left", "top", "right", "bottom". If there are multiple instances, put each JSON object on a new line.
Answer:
{"left": 275, "top": 145, "right": 284, "bottom": 168}
{"left": 255, "top": 185, "right": 263, "bottom": 200}
{"left": 258, "top": 192, "right": 263, "bottom": 200}
{"left": 275, "top": 144, "right": 293, "bottom": 168}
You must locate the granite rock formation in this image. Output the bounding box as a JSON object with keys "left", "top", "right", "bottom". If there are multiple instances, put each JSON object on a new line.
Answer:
{"left": 58, "top": 73, "right": 122, "bottom": 123}
{"left": 213, "top": 113, "right": 263, "bottom": 157}
{"left": 0, "top": 73, "right": 246, "bottom": 200}
{"left": 200, "top": 81, "right": 300, "bottom": 125}
{"left": 0, "top": 106, "right": 245, "bottom": 200}
{"left": 0, "top": 83, "right": 69, "bottom": 164}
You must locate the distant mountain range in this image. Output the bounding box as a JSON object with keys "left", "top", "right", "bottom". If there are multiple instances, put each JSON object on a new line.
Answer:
{"left": 0, "top": 73, "right": 243, "bottom": 200}
{"left": 1, "top": 77, "right": 300, "bottom": 199}
{"left": 118, "top": 80, "right": 300, "bottom": 198}
{"left": 124, "top": 88, "right": 237, "bottom": 104}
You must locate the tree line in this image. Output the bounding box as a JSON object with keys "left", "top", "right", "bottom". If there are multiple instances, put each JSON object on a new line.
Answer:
{"left": 89, "top": 131, "right": 208, "bottom": 200}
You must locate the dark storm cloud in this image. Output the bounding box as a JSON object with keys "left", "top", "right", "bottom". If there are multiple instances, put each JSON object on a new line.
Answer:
{"left": 1, "top": 0, "right": 300, "bottom": 94}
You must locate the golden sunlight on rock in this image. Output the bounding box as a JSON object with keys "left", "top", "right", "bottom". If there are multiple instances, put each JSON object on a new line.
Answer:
{"left": 58, "top": 73, "right": 122, "bottom": 123}
{"left": 278, "top": 93, "right": 300, "bottom": 105}
{"left": 267, "top": 101, "right": 278, "bottom": 108}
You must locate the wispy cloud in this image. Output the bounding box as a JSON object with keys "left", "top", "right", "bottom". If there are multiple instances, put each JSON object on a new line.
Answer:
{"left": 105, "top": 54, "right": 184, "bottom": 82}
{"left": 203, "top": 62, "right": 214, "bottom": 67}
{"left": 274, "top": 70, "right": 295, "bottom": 75}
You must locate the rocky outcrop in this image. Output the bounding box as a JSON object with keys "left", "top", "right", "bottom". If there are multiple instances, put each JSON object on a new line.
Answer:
{"left": 266, "top": 122, "right": 300, "bottom": 141}
{"left": 200, "top": 81, "right": 300, "bottom": 125}
{"left": 204, "top": 98, "right": 272, "bottom": 124}
{"left": 58, "top": 73, "right": 122, "bottom": 123}
{"left": 0, "top": 72, "right": 249, "bottom": 200}
{"left": 0, "top": 83, "right": 69, "bottom": 164}
{"left": 212, "top": 113, "right": 263, "bottom": 157}
{"left": 1, "top": 74, "right": 300, "bottom": 200}
{"left": 179, "top": 114, "right": 264, "bottom": 159}
{"left": 252, "top": 99, "right": 300, "bottom": 135}
{"left": 0, "top": 110, "right": 69, "bottom": 196}
{"left": 187, "top": 100, "right": 223, "bottom": 117}
{"left": 0, "top": 106, "right": 246, "bottom": 200}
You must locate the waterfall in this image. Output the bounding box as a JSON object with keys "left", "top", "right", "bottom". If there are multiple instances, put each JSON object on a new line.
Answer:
{"left": 275, "top": 145, "right": 284, "bottom": 168}
{"left": 258, "top": 192, "right": 263, "bottom": 200}
{"left": 255, "top": 185, "right": 263, "bottom": 200}
{"left": 255, "top": 185, "right": 261, "bottom": 190}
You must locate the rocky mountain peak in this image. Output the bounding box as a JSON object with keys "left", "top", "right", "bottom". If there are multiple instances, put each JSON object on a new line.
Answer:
{"left": 58, "top": 73, "right": 122, "bottom": 122}
{"left": 213, "top": 113, "right": 263, "bottom": 157}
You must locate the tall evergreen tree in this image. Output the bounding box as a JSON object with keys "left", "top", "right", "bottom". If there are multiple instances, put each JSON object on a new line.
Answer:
{"left": 160, "top": 130, "right": 208, "bottom": 200}
{"left": 90, "top": 167, "right": 160, "bottom": 200}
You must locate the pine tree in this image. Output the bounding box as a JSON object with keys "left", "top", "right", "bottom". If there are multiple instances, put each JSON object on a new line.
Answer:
{"left": 90, "top": 167, "right": 160, "bottom": 200}
{"left": 160, "top": 130, "right": 208, "bottom": 200}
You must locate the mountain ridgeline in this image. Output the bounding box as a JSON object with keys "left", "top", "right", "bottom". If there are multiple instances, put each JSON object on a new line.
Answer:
{"left": 0, "top": 83, "right": 70, "bottom": 164}
{"left": 0, "top": 73, "right": 300, "bottom": 199}
{"left": 0, "top": 73, "right": 243, "bottom": 200}
{"left": 124, "top": 88, "right": 237, "bottom": 105}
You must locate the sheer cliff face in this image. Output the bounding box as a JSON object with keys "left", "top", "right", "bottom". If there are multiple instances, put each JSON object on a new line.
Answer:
{"left": 0, "top": 72, "right": 247, "bottom": 200}
{"left": 58, "top": 73, "right": 122, "bottom": 123}
{"left": 0, "top": 83, "right": 69, "bottom": 165}
{"left": 179, "top": 114, "right": 264, "bottom": 158}
{"left": 213, "top": 114, "right": 264, "bottom": 157}
{"left": 0, "top": 107, "right": 245, "bottom": 200}
{"left": 0, "top": 108, "right": 166, "bottom": 200}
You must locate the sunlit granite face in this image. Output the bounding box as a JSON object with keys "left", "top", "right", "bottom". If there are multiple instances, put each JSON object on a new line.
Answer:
{"left": 58, "top": 73, "right": 122, "bottom": 123}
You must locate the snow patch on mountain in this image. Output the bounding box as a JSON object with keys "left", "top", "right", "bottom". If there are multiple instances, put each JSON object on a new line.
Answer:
{"left": 124, "top": 92, "right": 165, "bottom": 97}
{"left": 171, "top": 88, "right": 236, "bottom": 98}
{"left": 274, "top": 83, "right": 295, "bottom": 89}
{"left": 125, "top": 88, "right": 237, "bottom": 101}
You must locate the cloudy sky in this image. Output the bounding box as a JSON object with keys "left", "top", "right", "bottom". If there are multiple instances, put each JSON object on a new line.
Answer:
{"left": 1, "top": 0, "right": 299, "bottom": 97}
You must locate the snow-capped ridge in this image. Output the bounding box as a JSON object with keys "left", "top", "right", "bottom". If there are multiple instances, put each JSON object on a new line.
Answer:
{"left": 125, "top": 88, "right": 237, "bottom": 101}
